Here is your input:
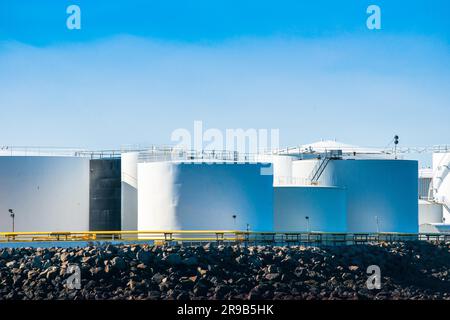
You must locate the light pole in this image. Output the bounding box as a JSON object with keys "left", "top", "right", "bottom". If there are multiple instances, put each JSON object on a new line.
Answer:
{"left": 305, "top": 216, "right": 310, "bottom": 233}
{"left": 8, "top": 209, "right": 15, "bottom": 232}
{"left": 232, "top": 214, "right": 237, "bottom": 228}
{"left": 394, "top": 135, "right": 399, "bottom": 160}
{"left": 375, "top": 215, "right": 380, "bottom": 233}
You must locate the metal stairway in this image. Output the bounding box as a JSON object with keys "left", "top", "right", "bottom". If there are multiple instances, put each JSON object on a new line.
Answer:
{"left": 309, "top": 157, "right": 330, "bottom": 184}
{"left": 309, "top": 150, "right": 342, "bottom": 184}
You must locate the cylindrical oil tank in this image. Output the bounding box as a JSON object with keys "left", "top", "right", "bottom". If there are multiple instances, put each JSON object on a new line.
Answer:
{"left": 274, "top": 186, "right": 346, "bottom": 232}
{"left": 293, "top": 159, "right": 418, "bottom": 233}
{"left": 137, "top": 161, "right": 274, "bottom": 231}
{"left": 271, "top": 155, "right": 294, "bottom": 186}
{"left": 419, "top": 223, "right": 450, "bottom": 234}
{"left": 432, "top": 152, "right": 450, "bottom": 221}
{"left": 418, "top": 200, "right": 443, "bottom": 225}
{"left": 0, "top": 156, "right": 89, "bottom": 232}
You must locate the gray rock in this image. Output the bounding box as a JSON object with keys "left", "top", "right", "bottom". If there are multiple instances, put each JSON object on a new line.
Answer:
{"left": 214, "top": 284, "right": 230, "bottom": 298}
{"left": 148, "top": 291, "right": 161, "bottom": 299}
{"left": 265, "top": 273, "right": 281, "bottom": 281}
{"left": 248, "top": 288, "right": 262, "bottom": 300}
{"left": 32, "top": 256, "right": 42, "bottom": 269}
{"left": 111, "top": 257, "right": 127, "bottom": 271}
{"left": 182, "top": 256, "right": 198, "bottom": 266}
{"left": 42, "top": 260, "right": 52, "bottom": 269}
{"left": 137, "top": 250, "right": 153, "bottom": 265}
{"left": 0, "top": 250, "right": 10, "bottom": 259}
{"left": 152, "top": 273, "right": 165, "bottom": 284}
{"left": 27, "top": 270, "right": 38, "bottom": 280}
{"left": 45, "top": 267, "right": 59, "bottom": 280}
{"left": 166, "top": 253, "right": 182, "bottom": 266}
{"left": 60, "top": 252, "right": 70, "bottom": 263}
{"left": 268, "top": 265, "right": 280, "bottom": 273}
{"left": 176, "top": 291, "right": 190, "bottom": 300}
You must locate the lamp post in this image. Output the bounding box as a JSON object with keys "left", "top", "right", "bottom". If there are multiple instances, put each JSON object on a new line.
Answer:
{"left": 305, "top": 216, "right": 310, "bottom": 233}
{"left": 232, "top": 214, "right": 237, "bottom": 228}
{"left": 394, "top": 135, "right": 399, "bottom": 159}
{"left": 375, "top": 215, "right": 380, "bottom": 233}
{"left": 8, "top": 209, "right": 15, "bottom": 232}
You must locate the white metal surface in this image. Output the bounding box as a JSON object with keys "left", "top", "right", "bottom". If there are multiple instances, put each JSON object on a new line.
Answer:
{"left": 137, "top": 162, "right": 274, "bottom": 231}
{"left": 274, "top": 186, "right": 347, "bottom": 232}
{"left": 327, "top": 159, "right": 417, "bottom": 233}
{"left": 272, "top": 155, "right": 294, "bottom": 186}
{"left": 292, "top": 158, "right": 418, "bottom": 233}
{"left": 419, "top": 223, "right": 450, "bottom": 234}
{"left": 0, "top": 156, "right": 89, "bottom": 232}
{"left": 418, "top": 199, "right": 443, "bottom": 225}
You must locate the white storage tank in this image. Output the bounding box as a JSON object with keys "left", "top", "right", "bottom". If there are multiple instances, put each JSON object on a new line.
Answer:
{"left": 137, "top": 161, "right": 273, "bottom": 231}
{"left": 274, "top": 186, "right": 347, "bottom": 232}
{"left": 419, "top": 223, "right": 450, "bottom": 234}
{"left": 418, "top": 200, "right": 443, "bottom": 225}
{"left": 0, "top": 156, "right": 90, "bottom": 232}
{"left": 271, "top": 155, "right": 294, "bottom": 186}
{"left": 292, "top": 159, "right": 418, "bottom": 233}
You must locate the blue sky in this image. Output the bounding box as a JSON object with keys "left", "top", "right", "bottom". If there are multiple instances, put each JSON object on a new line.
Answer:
{"left": 0, "top": 0, "right": 449, "bottom": 162}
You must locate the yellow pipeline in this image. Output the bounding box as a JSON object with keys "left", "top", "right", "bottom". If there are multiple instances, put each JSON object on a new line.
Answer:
{"left": 0, "top": 230, "right": 446, "bottom": 243}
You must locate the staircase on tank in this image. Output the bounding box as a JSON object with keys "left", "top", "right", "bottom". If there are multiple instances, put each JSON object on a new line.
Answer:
{"left": 309, "top": 150, "right": 343, "bottom": 184}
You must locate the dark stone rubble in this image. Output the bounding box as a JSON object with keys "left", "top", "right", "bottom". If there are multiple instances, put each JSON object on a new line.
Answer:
{"left": 0, "top": 241, "right": 449, "bottom": 300}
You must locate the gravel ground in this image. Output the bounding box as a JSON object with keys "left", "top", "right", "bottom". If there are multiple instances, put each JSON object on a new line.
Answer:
{"left": 0, "top": 241, "right": 449, "bottom": 300}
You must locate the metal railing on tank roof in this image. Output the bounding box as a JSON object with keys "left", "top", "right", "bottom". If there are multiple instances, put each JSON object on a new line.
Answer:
{"left": 0, "top": 146, "right": 86, "bottom": 157}
{"left": 0, "top": 146, "right": 140, "bottom": 159}
{"left": 0, "top": 145, "right": 276, "bottom": 161}
{"left": 0, "top": 146, "right": 123, "bottom": 158}
{"left": 137, "top": 148, "right": 273, "bottom": 163}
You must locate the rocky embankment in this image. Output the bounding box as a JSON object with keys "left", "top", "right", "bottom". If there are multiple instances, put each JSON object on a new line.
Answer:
{"left": 0, "top": 241, "right": 449, "bottom": 300}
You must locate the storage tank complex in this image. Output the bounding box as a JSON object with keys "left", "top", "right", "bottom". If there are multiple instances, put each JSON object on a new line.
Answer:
{"left": 1, "top": 141, "right": 420, "bottom": 234}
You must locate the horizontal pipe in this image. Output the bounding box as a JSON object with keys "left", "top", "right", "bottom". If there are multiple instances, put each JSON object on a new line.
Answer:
{"left": 0, "top": 230, "right": 447, "bottom": 244}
